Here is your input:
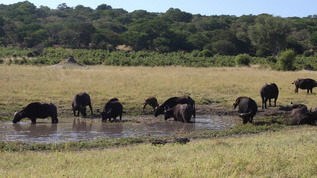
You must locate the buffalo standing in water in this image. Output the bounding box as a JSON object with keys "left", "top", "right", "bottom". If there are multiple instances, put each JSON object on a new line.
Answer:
{"left": 13, "top": 102, "right": 58, "bottom": 124}
{"left": 97, "top": 98, "right": 123, "bottom": 122}
{"left": 233, "top": 97, "right": 258, "bottom": 124}
{"left": 260, "top": 83, "right": 279, "bottom": 109}
{"left": 155, "top": 96, "right": 195, "bottom": 118}
{"left": 164, "top": 104, "right": 193, "bottom": 123}
{"left": 292, "top": 78, "right": 317, "bottom": 94}
{"left": 72, "top": 92, "right": 93, "bottom": 117}
{"left": 143, "top": 97, "right": 159, "bottom": 112}
{"left": 290, "top": 103, "right": 317, "bottom": 125}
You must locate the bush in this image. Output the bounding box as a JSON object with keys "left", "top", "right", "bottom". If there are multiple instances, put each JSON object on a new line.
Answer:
{"left": 277, "top": 50, "right": 296, "bottom": 71}
{"left": 199, "top": 49, "right": 213, "bottom": 57}
{"left": 303, "top": 50, "right": 314, "bottom": 57}
{"left": 234, "top": 54, "right": 251, "bottom": 66}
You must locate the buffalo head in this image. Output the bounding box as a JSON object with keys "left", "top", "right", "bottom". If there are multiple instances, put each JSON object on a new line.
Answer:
{"left": 13, "top": 111, "right": 23, "bottom": 123}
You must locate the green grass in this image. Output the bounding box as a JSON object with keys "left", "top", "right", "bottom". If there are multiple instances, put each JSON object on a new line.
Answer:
{"left": 1, "top": 126, "right": 316, "bottom": 177}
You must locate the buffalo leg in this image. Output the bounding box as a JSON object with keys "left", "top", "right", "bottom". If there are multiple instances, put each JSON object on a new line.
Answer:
{"left": 274, "top": 98, "right": 277, "bottom": 107}
{"left": 31, "top": 118, "right": 36, "bottom": 124}
{"left": 89, "top": 104, "right": 93, "bottom": 116}
{"left": 264, "top": 98, "right": 267, "bottom": 109}
{"left": 269, "top": 99, "right": 272, "bottom": 107}
{"left": 249, "top": 117, "right": 253, "bottom": 123}
{"left": 143, "top": 104, "right": 147, "bottom": 112}
{"left": 52, "top": 117, "right": 58, "bottom": 123}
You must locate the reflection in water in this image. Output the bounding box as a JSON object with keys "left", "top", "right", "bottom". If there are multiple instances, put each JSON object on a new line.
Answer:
{"left": 72, "top": 118, "right": 92, "bottom": 133}
{"left": 0, "top": 115, "right": 237, "bottom": 143}
{"left": 13, "top": 123, "right": 58, "bottom": 137}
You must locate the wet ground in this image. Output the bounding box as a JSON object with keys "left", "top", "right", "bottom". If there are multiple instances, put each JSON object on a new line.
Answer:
{"left": 0, "top": 115, "right": 238, "bottom": 143}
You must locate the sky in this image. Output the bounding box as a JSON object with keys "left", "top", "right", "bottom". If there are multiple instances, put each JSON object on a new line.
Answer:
{"left": 2, "top": 0, "right": 317, "bottom": 18}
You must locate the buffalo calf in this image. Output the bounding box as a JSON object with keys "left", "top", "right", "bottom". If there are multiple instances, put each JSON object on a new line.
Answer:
{"left": 13, "top": 102, "right": 58, "bottom": 124}
{"left": 143, "top": 97, "right": 159, "bottom": 112}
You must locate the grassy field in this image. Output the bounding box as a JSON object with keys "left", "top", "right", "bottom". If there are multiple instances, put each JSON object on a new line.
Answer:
{"left": 1, "top": 64, "right": 317, "bottom": 120}
{"left": 1, "top": 64, "right": 317, "bottom": 176}
{"left": 1, "top": 126, "right": 316, "bottom": 177}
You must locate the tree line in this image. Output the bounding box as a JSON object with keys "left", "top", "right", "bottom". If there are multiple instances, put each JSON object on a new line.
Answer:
{"left": 1, "top": 1, "right": 317, "bottom": 57}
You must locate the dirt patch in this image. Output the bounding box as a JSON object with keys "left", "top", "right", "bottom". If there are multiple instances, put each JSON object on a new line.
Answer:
{"left": 48, "top": 55, "right": 86, "bottom": 69}
{"left": 196, "top": 103, "right": 292, "bottom": 118}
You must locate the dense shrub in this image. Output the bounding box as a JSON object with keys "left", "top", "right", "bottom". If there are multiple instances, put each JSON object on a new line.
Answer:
{"left": 234, "top": 54, "right": 251, "bottom": 66}
{"left": 277, "top": 50, "right": 296, "bottom": 71}
{"left": 303, "top": 50, "right": 314, "bottom": 57}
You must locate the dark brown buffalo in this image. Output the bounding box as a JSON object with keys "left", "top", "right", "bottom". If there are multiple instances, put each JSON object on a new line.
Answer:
{"left": 143, "top": 97, "right": 159, "bottom": 112}
{"left": 233, "top": 97, "right": 258, "bottom": 124}
{"left": 97, "top": 99, "right": 123, "bottom": 122}
{"left": 260, "top": 83, "right": 279, "bottom": 109}
{"left": 164, "top": 104, "right": 193, "bottom": 123}
{"left": 290, "top": 103, "right": 317, "bottom": 125}
{"left": 292, "top": 78, "right": 317, "bottom": 94}
{"left": 13, "top": 102, "right": 58, "bottom": 124}
{"left": 72, "top": 92, "right": 93, "bottom": 117}
{"left": 154, "top": 96, "right": 195, "bottom": 118}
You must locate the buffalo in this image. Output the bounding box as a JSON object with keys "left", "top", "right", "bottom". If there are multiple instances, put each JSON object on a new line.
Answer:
{"left": 292, "top": 78, "right": 317, "bottom": 94}
{"left": 72, "top": 92, "right": 93, "bottom": 117}
{"left": 154, "top": 96, "right": 195, "bottom": 118}
{"left": 97, "top": 98, "right": 123, "bottom": 122}
{"left": 260, "top": 83, "right": 279, "bottom": 109}
{"left": 233, "top": 97, "right": 258, "bottom": 124}
{"left": 143, "top": 97, "right": 159, "bottom": 112}
{"left": 13, "top": 102, "right": 58, "bottom": 124}
{"left": 164, "top": 104, "right": 193, "bottom": 123}
{"left": 290, "top": 103, "right": 317, "bottom": 125}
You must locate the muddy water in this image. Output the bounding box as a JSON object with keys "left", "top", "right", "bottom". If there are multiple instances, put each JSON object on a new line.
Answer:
{"left": 0, "top": 115, "right": 238, "bottom": 143}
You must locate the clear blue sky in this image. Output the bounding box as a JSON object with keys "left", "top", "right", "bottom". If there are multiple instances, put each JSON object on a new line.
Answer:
{"left": 2, "top": 0, "right": 317, "bottom": 18}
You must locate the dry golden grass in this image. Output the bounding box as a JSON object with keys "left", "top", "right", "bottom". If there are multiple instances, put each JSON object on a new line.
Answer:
{"left": 1, "top": 64, "right": 317, "bottom": 119}
{"left": 1, "top": 127, "right": 316, "bottom": 177}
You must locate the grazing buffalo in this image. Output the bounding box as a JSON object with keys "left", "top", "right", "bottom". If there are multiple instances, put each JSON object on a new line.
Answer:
{"left": 13, "top": 102, "right": 58, "bottom": 124}
{"left": 292, "top": 78, "right": 317, "bottom": 94}
{"left": 164, "top": 104, "right": 193, "bottom": 123}
{"left": 154, "top": 96, "right": 195, "bottom": 118}
{"left": 143, "top": 97, "right": 159, "bottom": 112}
{"left": 260, "top": 83, "right": 279, "bottom": 109}
{"left": 290, "top": 103, "right": 317, "bottom": 125}
{"left": 233, "top": 97, "right": 258, "bottom": 124}
{"left": 72, "top": 92, "right": 93, "bottom": 117}
{"left": 97, "top": 98, "right": 123, "bottom": 122}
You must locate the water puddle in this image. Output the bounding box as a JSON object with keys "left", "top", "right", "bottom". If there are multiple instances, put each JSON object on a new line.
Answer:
{"left": 0, "top": 115, "right": 238, "bottom": 143}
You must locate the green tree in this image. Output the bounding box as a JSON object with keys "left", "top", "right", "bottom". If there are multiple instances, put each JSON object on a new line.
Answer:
{"left": 58, "top": 29, "right": 79, "bottom": 48}
{"left": 211, "top": 40, "right": 237, "bottom": 55}
{"left": 163, "top": 8, "right": 192, "bottom": 23}
{"left": 24, "top": 29, "right": 48, "bottom": 47}
{"left": 123, "top": 31, "right": 149, "bottom": 51}
{"left": 248, "top": 15, "right": 291, "bottom": 57}
{"left": 310, "top": 32, "right": 317, "bottom": 48}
